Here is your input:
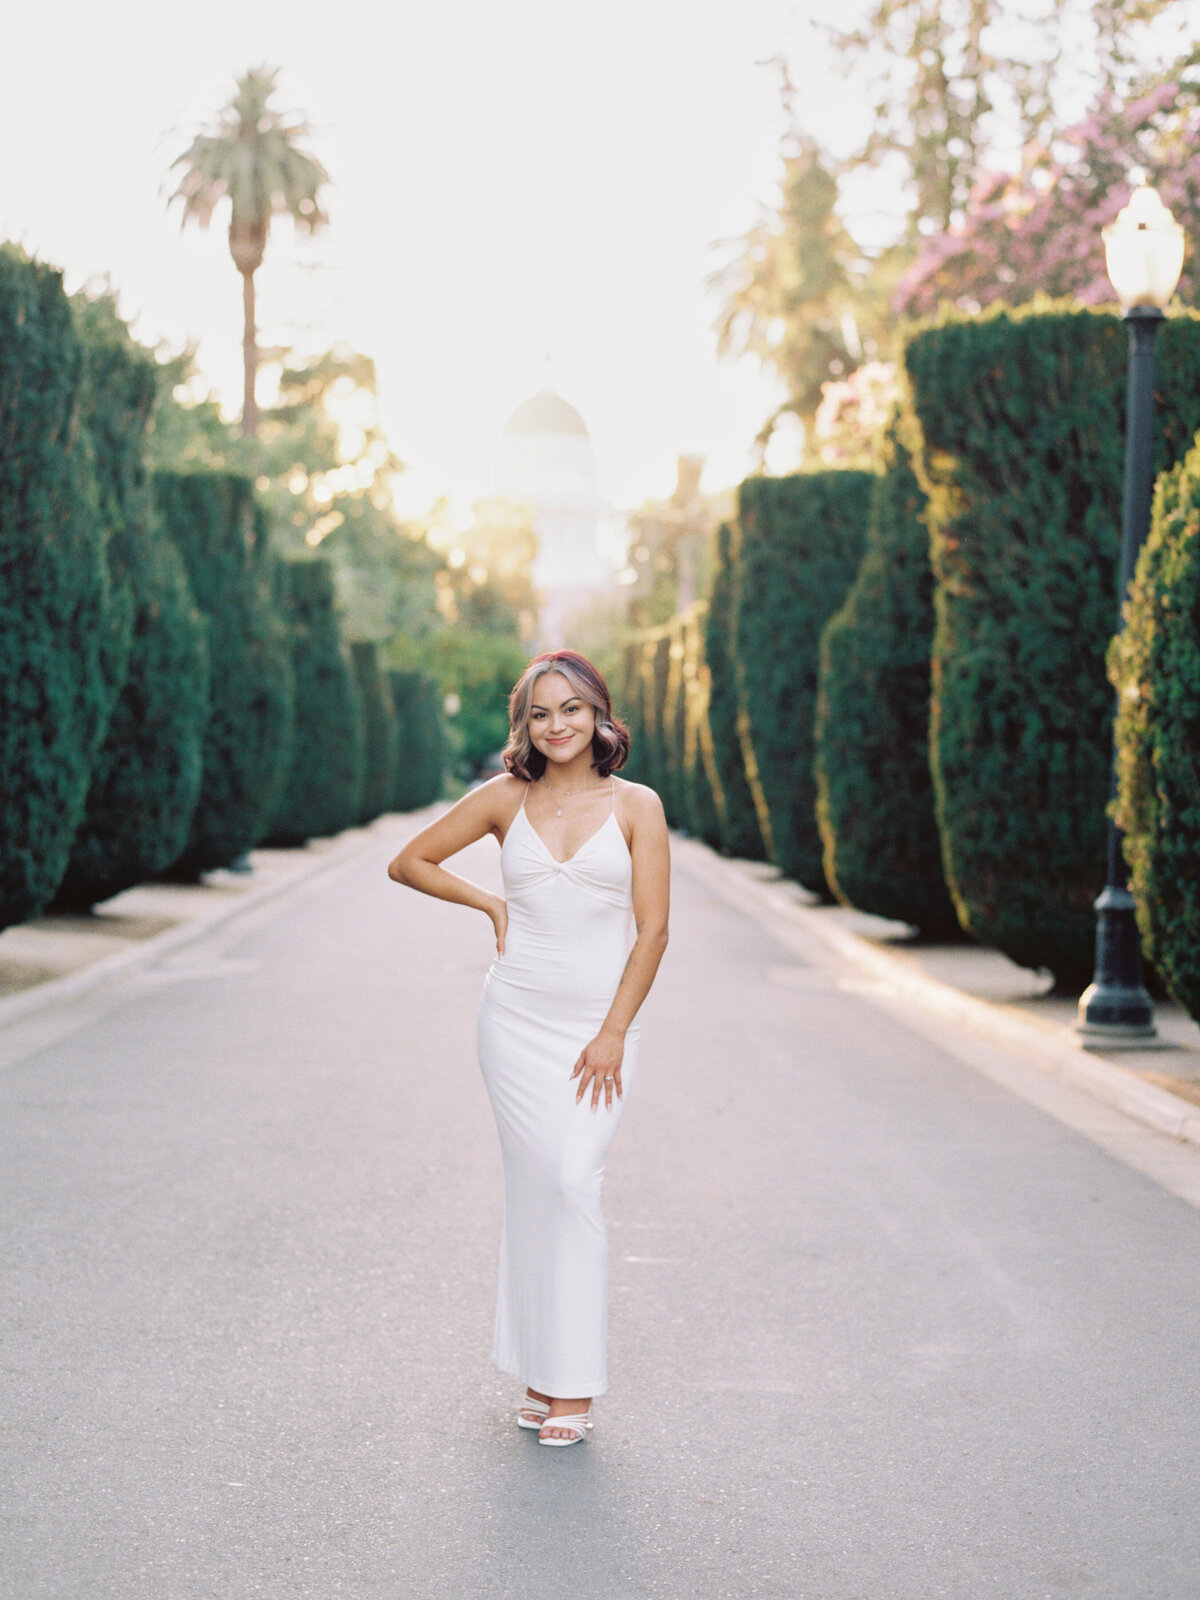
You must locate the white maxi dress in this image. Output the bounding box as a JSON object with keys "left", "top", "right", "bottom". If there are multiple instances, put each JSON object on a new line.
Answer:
{"left": 475, "top": 777, "right": 638, "bottom": 1398}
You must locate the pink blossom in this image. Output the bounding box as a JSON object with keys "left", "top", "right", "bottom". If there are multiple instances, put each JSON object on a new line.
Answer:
{"left": 895, "top": 89, "right": 1200, "bottom": 318}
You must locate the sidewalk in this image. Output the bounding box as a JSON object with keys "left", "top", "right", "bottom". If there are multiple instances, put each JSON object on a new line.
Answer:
{"left": 673, "top": 835, "right": 1200, "bottom": 1147}
{"left": 0, "top": 812, "right": 428, "bottom": 1029}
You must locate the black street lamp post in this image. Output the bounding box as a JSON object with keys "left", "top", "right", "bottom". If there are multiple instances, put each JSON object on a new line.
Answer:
{"left": 1077, "top": 186, "right": 1186, "bottom": 1042}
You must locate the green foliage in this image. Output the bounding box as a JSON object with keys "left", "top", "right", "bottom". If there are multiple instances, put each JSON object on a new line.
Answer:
{"left": 677, "top": 606, "right": 724, "bottom": 846}
{"left": 0, "top": 248, "right": 129, "bottom": 929}
{"left": 709, "top": 134, "right": 882, "bottom": 439}
{"left": 615, "top": 637, "right": 650, "bottom": 787}
{"left": 434, "top": 495, "right": 540, "bottom": 639}
{"left": 653, "top": 630, "right": 687, "bottom": 827}
{"left": 392, "top": 629, "right": 528, "bottom": 775}
{"left": 253, "top": 346, "right": 444, "bottom": 643}
{"left": 621, "top": 458, "right": 718, "bottom": 631}
{"left": 168, "top": 67, "right": 330, "bottom": 244}
{"left": 167, "top": 66, "right": 331, "bottom": 436}
{"left": 1112, "top": 440, "right": 1200, "bottom": 1020}
{"left": 56, "top": 295, "right": 211, "bottom": 910}
{"left": 734, "top": 470, "right": 873, "bottom": 891}
{"left": 906, "top": 304, "right": 1200, "bottom": 986}
{"left": 269, "top": 559, "right": 364, "bottom": 845}
{"left": 388, "top": 670, "right": 444, "bottom": 810}
{"left": 704, "top": 523, "right": 767, "bottom": 860}
{"left": 619, "top": 617, "right": 719, "bottom": 833}
{"left": 815, "top": 415, "right": 959, "bottom": 936}
{"left": 832, "top": 1, "right": 1175, "bottom": 251}
{"left": 155, "top": 471, "right": 294, "bottom": 873}
{"left": 350, "top": 640, "right": 398, "bottom": 824}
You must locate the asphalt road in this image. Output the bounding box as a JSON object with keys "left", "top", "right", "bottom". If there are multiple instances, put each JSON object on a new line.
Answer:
{"left": 2, "top": 816, "right": 1199, "bottom": 1600}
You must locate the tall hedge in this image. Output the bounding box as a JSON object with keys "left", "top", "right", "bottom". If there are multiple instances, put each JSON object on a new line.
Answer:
{"left": 907, "top": 305, "right": 1200, "bottom": 986}
{"left": 815, "top": 415, "right": 959, "bottom": 937}
{"left": 733, "top": 471, "right": 873, "bottom": 892}
{"left": 618, "top": 630, "right": 669, "bottom": 804}
{"left": 1111, "top": 438, "right": 1200, "bottom": 1020}
{"left": 389, "top": 669, "right": 444, "bottom": 810}
{"left": 0, "top": 249, "right": 130, "bottom": 930}
{"left": 704, "top": 523, "right": 766, "bottom": 860}
{"left": 155, "top": 472, "right": 294, "bottom": 875}
{"left": 677, "top": 604, "right": 723, "bottom": 847}
{"left": 270, "top": 559, "right": 364, "bottom": 845}
{"left": 351, "top": 640, "right": 398, "bottom": 824}
{"left": 646, "top": 630, "right": 684, "bottom": 825}
{"left": 615, "top": 637, "right": 649, "bottom": 787}
{"left": 55, "top": 297, "right": 210, "bottom": 910}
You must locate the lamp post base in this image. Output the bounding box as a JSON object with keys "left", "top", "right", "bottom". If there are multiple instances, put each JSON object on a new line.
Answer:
{"left": 1075, "top": 999, "right": 1156, "bottom": 1043}
{"left": 1076, "top": 887, "right": 1155, "bottom": 1040}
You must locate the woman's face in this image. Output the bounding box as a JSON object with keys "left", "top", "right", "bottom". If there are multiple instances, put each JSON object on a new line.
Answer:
{"left": 526, "top": 671, "right": 596, "bottom": 766}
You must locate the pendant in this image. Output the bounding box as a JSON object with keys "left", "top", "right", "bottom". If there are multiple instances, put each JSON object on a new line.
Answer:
{"left": 556, "top": 807, "right": 563, "bottom": 816}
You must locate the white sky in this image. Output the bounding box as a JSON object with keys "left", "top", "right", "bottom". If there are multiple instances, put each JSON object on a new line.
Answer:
{"left": 3, "top": 0, "right": 882, "bottom": 512}
{"left": 5, "top": 0, "right": 1189, "bottom": 512}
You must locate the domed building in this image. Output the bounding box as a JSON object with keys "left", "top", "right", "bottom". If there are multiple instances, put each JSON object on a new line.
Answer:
{"left": 496, "top": 386, "right": 614, "bottom": 646}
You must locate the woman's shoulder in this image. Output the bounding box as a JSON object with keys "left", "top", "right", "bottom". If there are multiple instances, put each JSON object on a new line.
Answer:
{"left": 478, "top": 771, "right": 527, "bottom": 794}
{"left": 614, "top": 775, "right": 666, "bottom": 820}
{"left": 467, "top": 771, "right": 528, "bottom": 822}
{"left": 480, "top": 771, "right": 529, "bottom": 799}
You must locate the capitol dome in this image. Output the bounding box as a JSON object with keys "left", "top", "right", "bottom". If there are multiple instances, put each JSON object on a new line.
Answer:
{"left": 501, "top": 388, "right": 590, "bottom": 440}
{"left": 495, "top": 383, "right": 612, "bottom": 641}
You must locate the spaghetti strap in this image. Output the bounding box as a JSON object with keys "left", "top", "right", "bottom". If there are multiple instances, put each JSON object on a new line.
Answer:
{"left": 519, "top": 782, "right": 530, "bottom": 813}
{"left": 610, "top": 776, "right": 616, "bottom": 815}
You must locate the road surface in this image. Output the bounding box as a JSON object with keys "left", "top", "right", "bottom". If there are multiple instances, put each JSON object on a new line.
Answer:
{"left": 2, "top": 816, "right": 1198, "bottom": 1599}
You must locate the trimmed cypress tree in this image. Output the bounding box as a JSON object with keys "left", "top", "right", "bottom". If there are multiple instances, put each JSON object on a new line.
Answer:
{"left": 156, "top": 472, "right": 294, "bottom": 874}
{"left": 351, "top": 640, "right": 398, "bottom": 824}
{"left": 679, "top": 603, "right": 723, "bottom": 847}
{"left": 621, "top": 630, "right": 669, "bottom": 802}
{"left": 659, "top": 622, "right": 689, "bottom": 828}
{"left": 1111, "top": 439, "right": 1200, "bottom": 1020}
{"left": 647, "top": 630, "right": 682, "bottom": 823}
{"left": 733, "top": 471, "right": 873, "bottom": 892}
{"left": 55, "top": 296, "right": 210, "bottom": 910}
{"left": 270, "top": 559, "right": 364, "bottom": 844}
{"left": 389, "top": 669, "right": 444, "bottom": 810}
{"left": 704, "top": 523, "right": 766, "bottom": 860}
{"left": 615, "top": 638, "right": 648, "bottom": 786}
{"left": 815, "top": 415, "right": 960, "bottom": 937}
{"left": 0, "top": 249, "right": 130, "bottom": 929}
{"left": 906, "top": 305, "right": 1200, "bottom": 986}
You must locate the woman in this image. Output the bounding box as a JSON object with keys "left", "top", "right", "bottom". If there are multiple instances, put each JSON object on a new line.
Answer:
{"left": 388, "top": 649, "right": 670, "bottom": 1446}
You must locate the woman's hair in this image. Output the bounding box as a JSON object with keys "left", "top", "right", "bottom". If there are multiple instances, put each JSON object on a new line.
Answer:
{"left": 502, "top": 650, "right": 631, "bottom": 782}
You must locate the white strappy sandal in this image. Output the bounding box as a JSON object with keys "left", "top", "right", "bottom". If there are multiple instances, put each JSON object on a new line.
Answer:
{"left": 537, "top": 1408, "right": 593, "bottom": 1447}
{"left": 517, "top": 1393, "right": 551, "bottom": 1430}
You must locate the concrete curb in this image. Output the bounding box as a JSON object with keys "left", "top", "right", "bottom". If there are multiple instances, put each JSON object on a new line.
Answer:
{"left": 672, "top": 834, "right": 1200, "bottom": 1149}
{"left": 0, "top": 814, "right": 415, "bottom": 1033}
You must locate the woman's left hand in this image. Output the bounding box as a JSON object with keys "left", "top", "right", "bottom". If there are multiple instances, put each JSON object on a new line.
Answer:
{"left": 571, "top": 1028, "right": 625, "bottom": 1111}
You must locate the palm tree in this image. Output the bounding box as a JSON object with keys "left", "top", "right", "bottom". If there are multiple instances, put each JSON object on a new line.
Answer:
{"left": 167, "top": 66, "right": 330, "bottom": 436}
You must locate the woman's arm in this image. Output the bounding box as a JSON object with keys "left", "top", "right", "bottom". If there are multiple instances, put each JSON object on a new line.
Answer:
{"left": 572, "top": 785, "right": 671, "bottom": 1109}
{"left": 387, "top": 776, "right": 515, "bottom": 952}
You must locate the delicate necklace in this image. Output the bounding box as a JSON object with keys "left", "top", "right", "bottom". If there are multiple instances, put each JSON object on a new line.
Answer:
{"left": 538, "top": 774, "right": 612, "bottom": 817}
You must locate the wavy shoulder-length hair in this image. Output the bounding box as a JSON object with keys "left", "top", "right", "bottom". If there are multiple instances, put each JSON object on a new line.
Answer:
{"left": 502, "top": 650, "right": 631, "bottom": 782}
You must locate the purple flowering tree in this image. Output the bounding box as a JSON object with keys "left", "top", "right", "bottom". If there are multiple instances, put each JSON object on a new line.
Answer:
{"left": 895, "top": 85, "right": 1200, "bottom": 316}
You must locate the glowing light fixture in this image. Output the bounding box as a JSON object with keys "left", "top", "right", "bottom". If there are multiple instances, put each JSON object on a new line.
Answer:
{"left": 1102, "top": 185, "right": 1185, "bottom": 311}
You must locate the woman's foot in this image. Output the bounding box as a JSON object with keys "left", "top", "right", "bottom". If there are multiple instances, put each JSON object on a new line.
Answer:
{"left": 517, "top": 1387, "right": 552, "bottom": 1429}
{"left": 538, "top": 1396, "right": 593, "bottom": 1445}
